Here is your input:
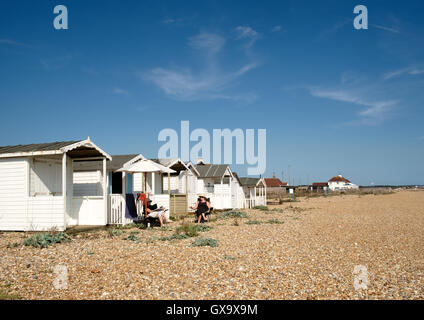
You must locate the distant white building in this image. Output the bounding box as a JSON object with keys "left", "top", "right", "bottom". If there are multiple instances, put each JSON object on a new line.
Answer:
{"left": 328, "top": 175, "right": 359, "bottom": 191}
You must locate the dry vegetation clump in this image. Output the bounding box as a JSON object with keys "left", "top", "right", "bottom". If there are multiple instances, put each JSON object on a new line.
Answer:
{"left": 220, "top": 210, "right": 248, "bottom": 219}
{"left": 195, "top": 225, "right": 212, "bottom": 232}
{"left": 0, "top": 289, "right": 21, "bottom": 300}
{"left": 7, "top": 242, "right": 19, "bottom": 248}
{"left": 232, "top": 218, "right": 240, "bottom": 226}
{"left": 358, "top": 189, "right": 395, "bottom": 196}
{"left": 122, "top": 233, "right": 141, "bottom": 243}
{"left": 286, "top": 205, "right": 307, "bottom": 213}
{"left": 279, "top": 198, "right": 300, "bottom": 204}
{"left": 192, "top": 238, "right": 218, "bottom": 247}
{"left": 245, "top": 220, "right": 261, "bottom": 225}
{"left": 176, "top": 223, "right": 199, "bottom": 237}
{"left": 108, "top": 228, "right": 124, "bottom": 237}
{"left": 265, "top": 219, "right": 284, "bottom": 224}
{"left": 23, "top": 232, "right": 71, "bottom": 249}
{"left": 252, "top": 205, "right": 269, "bottom": 211}
{"left": 159, "top": 233, "right": 190, "bottom": 241}
{"left": 157, "top": 223, "right": 213, "bottom": 242}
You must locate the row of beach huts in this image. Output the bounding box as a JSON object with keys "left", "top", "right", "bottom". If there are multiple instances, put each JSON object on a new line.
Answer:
{"left": 0, "top": 138, "right": 267, "bottom": 231}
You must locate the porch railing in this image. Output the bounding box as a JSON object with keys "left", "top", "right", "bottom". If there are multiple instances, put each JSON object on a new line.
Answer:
{"left": 244, "top": 196, "right": 267, "bottom": 209}
{"left": 107, "top": 193, "right": 162, "bottom": 225}
{"left": 108, "top": 194, "right": 123, "bottom": 225}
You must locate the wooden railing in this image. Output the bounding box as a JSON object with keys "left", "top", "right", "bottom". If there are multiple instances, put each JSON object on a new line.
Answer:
{"left": 108, "top": 194, "right": 123, "bottom": 225}
{"left": 108, "top": 193, "right": 165, "bottom": 225}
{"left": 244, "top": 196, "right": 267, "bottom": 209}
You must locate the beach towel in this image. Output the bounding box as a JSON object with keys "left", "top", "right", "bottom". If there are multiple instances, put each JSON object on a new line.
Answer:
{"left": 138, "top": 193, "right": 148, "bottom": 209}
{"left": 125, "top": 193, "right": 138, "bottom": 220}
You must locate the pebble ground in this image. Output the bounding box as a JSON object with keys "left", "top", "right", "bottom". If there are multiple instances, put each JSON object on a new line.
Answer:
{"left": 1, "top": 190, "right": 423, "bottom": 299}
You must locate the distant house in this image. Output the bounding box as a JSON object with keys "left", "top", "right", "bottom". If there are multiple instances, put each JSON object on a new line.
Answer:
{"left": 311, "top": 182, "right": 328, "bottom": 192}
{"left": 328, "top": 175, "right": 359, "bottom": 191}
{"left": 264, "top": 178, "right": 287, "bottom": 192}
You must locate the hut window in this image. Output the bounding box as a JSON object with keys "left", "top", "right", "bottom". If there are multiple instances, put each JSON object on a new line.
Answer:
{"left": 30, "top": 160, "right": 62, "bottom": 196}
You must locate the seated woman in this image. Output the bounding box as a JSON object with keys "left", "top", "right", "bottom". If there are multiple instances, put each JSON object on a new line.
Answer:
{"left": 144, "top": 199, "right": 171, "bottom": 227}
{"left": 190, "top": 195, "right": 211, "bottom": 224}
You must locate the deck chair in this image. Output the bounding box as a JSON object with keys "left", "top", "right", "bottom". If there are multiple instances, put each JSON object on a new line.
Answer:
{"left": 135, "top": 193, "right": 157, "bottom": 226}
{"left": 195, "top": 197, "right": 214, "bottom": 223}
{"left": 140, "top": 203, "right": 169, "bottom": 227}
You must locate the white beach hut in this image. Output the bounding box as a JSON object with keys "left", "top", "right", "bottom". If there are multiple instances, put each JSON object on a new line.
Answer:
{"left": 73, "top": 153, "right": 146, "bottom": 225}
{"left": 0, "top": 138, "right": 111, "bottom": 231}
{"left": 237, "top": 177, "right": 267, "bottom": 208}
{"left": 231, "top": 172, "right": 247, "bottom": 209}
{"left": 194, "top": 162, "right": 237, "bottom": 210}
{"left": 149, "top": 158, "right": 200, "bottom": 212}
{"left": 73, "top": 155, "right": 198, "bottom": 223}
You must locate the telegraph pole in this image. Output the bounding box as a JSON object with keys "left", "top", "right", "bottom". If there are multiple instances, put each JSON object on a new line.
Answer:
{"left": 288, "top": 165, "right": 291, "bottom": 186}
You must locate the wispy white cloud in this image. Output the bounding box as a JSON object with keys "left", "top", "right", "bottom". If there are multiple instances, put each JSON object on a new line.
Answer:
{"left": 0, "top": 38, "right": 35, "bottom": 49}
{"left": 410, "top": 69, "right": 424, "bottom": 75}
{"left": 0, "top": 38, "right": 23, "bottom": 46}
{"left": 235, "top": 26, "right": 260, "bottom": 48}
{"left": 271, "top": 25, "right": 283, "bottom": 32}
{"left": 136, "top": 105, "right": 150, "bottom": 112}
{"left": 113, "top": 88, "right": 130, "bottom": 96}
{"left": 383, "top": 68, "right": 410, "bottom": 80}
{"left": 143, "top": 31, "right": 259, "bottom": 103}
{"left": 340, "top": 71, "right": 367, "bottom": 85}
{"left": 143, "top": 62, "right": 258, "bottom": 101}
{"left": 317, "top": 18, "right": 401, "bottom": 41}
{"left": 40, "top": 54, "right": 73, "bottom": 70}
{"left": 188, "top": 33, "right": 226, "bottom": 54}
{"left": 235, "top": 26, "right": 258, "bottom": 38}
{"left": 383, "top": 66, "right": 424, "bottom": 80}
{"left": 357, "top": 100, "right": 398, "bottom": 124}
{"left": 316, "top": 18, "right": 351, "bottom": 41}
{"left": 82, "top": 67, "right": 100, "bottom": 76}
{"left": 308, "top": 87, "right": 398, "bottom": 125}
{"left": 161, "top": 18, "right": 184, "bottom": 25}
{"left": 371, "top": 24, "right": 400, "bottom": 34}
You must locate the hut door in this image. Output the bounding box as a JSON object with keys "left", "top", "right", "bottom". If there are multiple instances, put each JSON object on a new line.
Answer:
{"left": 170, "top": 194, "right": 187, "bottom": 217}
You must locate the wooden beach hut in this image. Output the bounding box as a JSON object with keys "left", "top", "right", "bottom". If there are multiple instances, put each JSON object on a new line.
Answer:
{"left": 237, "top": 177, "right": 267, "bottom": 208}
{"left": 0, "top": 138, "right": 111, "bottom": 231}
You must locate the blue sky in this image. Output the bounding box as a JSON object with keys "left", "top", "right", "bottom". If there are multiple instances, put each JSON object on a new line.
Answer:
{"left": 0, "top": 0, "right": 423, "bottom": 185}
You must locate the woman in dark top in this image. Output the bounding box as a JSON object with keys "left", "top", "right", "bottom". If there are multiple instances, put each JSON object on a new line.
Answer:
{"left": 190, "top": 195, "right": 211, "bottom": 223}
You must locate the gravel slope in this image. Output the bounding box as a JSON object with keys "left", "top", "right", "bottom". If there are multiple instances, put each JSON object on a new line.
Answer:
{"left": 1, "top": 190, "right": 423, "bottom": 300}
